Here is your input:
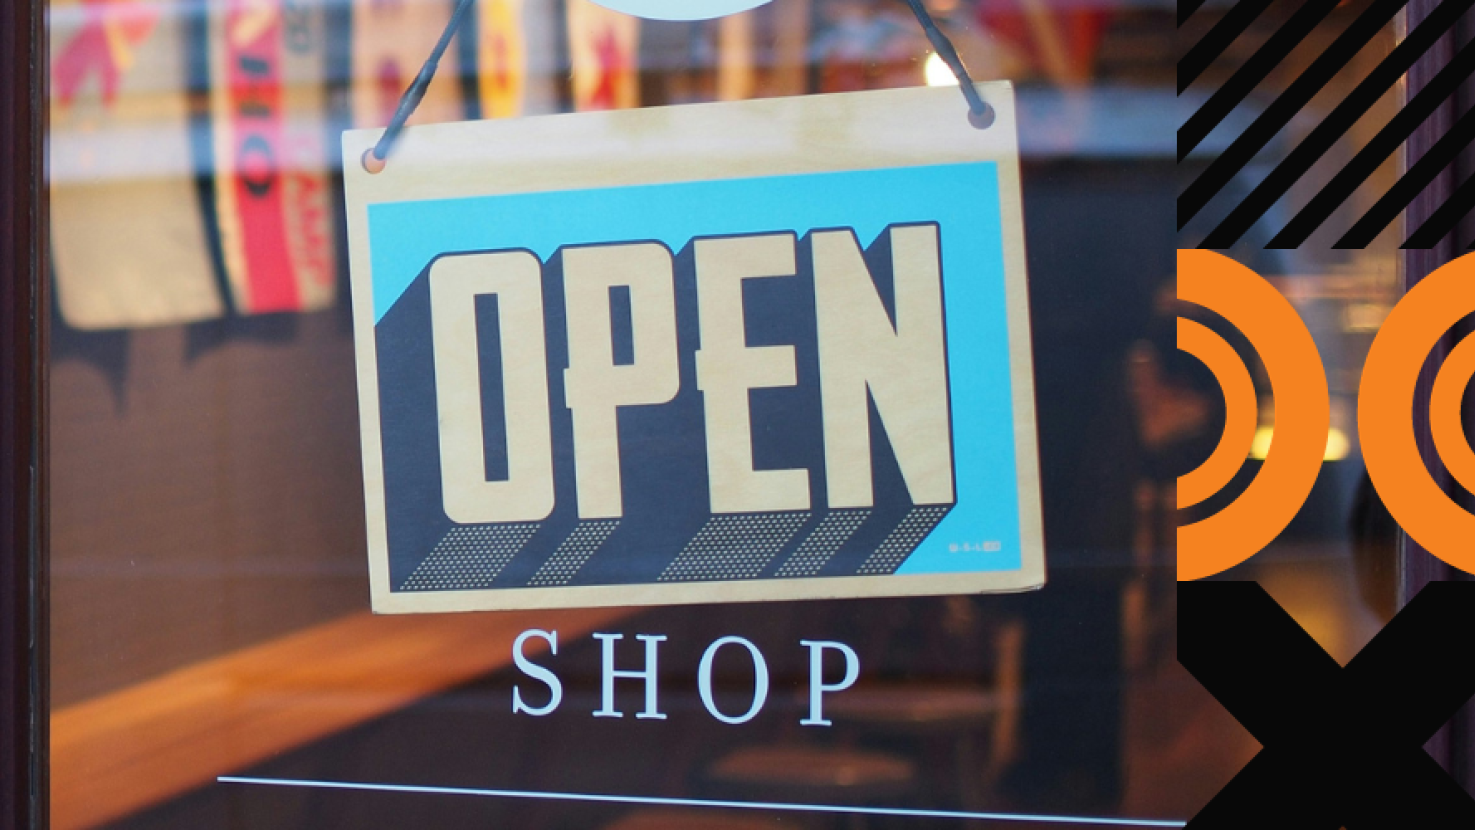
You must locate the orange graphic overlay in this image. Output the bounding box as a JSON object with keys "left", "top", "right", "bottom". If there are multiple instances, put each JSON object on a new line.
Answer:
{"left": 1176, "top": 250, "right": 1328, "bottom": 581}
{"left": 1432, "top": 333, "right": 1475, "bottom": 496}
{"left": 1360, "top": 254, "right": 1475, "bottom": 571}
{"left": 1176, "top": 317, "right": 1258, "bottom": 510}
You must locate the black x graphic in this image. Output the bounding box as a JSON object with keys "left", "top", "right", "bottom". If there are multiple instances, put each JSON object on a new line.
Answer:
{"left": 1179, "top": 581, "right": 1475, "bottom": 829}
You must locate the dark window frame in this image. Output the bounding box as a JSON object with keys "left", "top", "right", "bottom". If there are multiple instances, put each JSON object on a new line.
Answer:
{"left": 1401, "top": 0, "right": 1475, "bottom": 795}
{"left": 0, "top": 0, "right": 48, "bottom": 826}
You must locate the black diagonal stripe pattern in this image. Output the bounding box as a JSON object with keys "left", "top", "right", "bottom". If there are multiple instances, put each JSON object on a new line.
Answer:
{"left": 1271, "top": 34, "right": 1475, "bottom": 247}
{"left": 1179, "top": 0, "right": 1407, "bottom": 230}
{"left": 1202, "top": 0, "right": 1474, "bottom": 248}
{"left": 1339, "top": 100, "right": 1475, "bottom": 246}
{"left": 1178, "top": 0, "right": 1276, "bottom": 94}
{"left": 1178, "top": 0, "right": 1342, "bottom": 162}
{"left": 1180, "top": 0, "right": 1475, "bottom": 250}
{"left": 1409, "top": 168, "right": 1475, "bottom": 248}
{"left": 1180, "top": 0, "right": 1210, "bottom": 27}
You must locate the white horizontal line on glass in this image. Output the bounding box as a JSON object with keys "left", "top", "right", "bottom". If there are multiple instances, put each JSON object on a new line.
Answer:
{"left": 217, "top": 776, "right": 1187, "bottom": 827}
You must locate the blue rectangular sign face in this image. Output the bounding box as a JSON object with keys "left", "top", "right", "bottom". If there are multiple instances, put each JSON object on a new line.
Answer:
{"left": 344, "top": 85, "right": 1044, "bottom": 612}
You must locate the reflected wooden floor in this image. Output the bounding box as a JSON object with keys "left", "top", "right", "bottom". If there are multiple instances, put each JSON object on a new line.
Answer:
{"left": 50, "top": 607, "right": 634, "bottom": 829}
{"left": 52, "top": 544, "right": 1387, "bottom": 828}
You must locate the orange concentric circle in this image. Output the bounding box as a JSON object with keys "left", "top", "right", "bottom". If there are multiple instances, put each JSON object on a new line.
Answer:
{"left": 1360, "top": 254, "right": 1475, "bottom": 572}
{"left": 1176, "top": 317, "right": 1259, "bottom": 511}
{"left": 1176, "top": 250, "right": 1329, "bottom": 581}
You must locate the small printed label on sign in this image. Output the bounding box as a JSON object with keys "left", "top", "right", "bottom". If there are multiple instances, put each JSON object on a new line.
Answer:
{"left": 343, "top": 84, "right": 1044, "bottom": 613}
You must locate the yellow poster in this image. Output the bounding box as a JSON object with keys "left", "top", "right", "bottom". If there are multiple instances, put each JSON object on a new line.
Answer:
{"left": 478, "top": 0, "right": 526, "bottom": 118}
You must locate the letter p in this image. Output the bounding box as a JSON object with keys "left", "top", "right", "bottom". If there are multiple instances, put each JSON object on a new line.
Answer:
{"left": 800, "top": 639, "right": 859, "bottom": 726}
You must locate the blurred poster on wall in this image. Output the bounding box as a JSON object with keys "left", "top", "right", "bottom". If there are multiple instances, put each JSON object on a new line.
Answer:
{"left": 50, "top": 0, "right": 225, "bottom": 330}
{"left": 975, "top": 0, "right": 1114, "bottom": 85}
{"left": 769, "top": 0, "right": 810, "bottom": 96}
{"left": 519, "top": 0, "right": 561, "bottom": 115}
{"left": 716, "top": 10, "right": 755, "bottom": 101}
{"left": 477, "top": 0, "right": 526, "bottom": 118}
{"left": 207, "top": 0, "right": 338, "bottom": 314}
{"left": 351, "top": 0, "right": 470, "bottom": 128}
{"left": 811, "top": 0, "right": 922, "bottom": 93}
{"left": 567, "top": 0, "right": 639, "bottom": 111}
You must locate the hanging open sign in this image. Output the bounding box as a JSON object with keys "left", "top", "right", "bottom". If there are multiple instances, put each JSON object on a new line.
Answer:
{"left": 344, "top": 84, "right": 1044, "bottom": 613}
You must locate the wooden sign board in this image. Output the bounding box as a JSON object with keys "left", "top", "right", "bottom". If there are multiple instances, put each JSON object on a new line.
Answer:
{"left": 343, "top": 84, "right": 1044, "bottom": 613}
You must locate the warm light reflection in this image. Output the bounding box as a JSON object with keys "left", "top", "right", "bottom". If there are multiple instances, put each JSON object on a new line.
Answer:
{"left": 1249, "top": 426, "right": 1350, "bottom": 462}
{"left": 925, "top": 52, "right": 958, "bottom": 87}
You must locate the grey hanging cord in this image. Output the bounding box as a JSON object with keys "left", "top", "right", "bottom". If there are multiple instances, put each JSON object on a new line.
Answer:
{"left": 364, "top": 0, "right": 992, "bottom": 172}
{"left": 899, "top": 0, "right": 995, "bottom": 128}
{"left": 363, "top": 0, "right": 477, "bottom": 172}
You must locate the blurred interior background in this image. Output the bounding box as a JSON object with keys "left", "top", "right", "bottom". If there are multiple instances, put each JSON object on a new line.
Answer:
{"left": 47, "top": 0, "right": 1406, "bottom": 827}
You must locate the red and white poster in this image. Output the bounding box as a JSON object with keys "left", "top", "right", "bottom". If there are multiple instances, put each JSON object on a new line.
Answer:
{"left": 567, "top": 0, "right": 640, "bottom": 111}
{"left": 50, "top": 0, "right": 224, "bottom": 329}
{"left": 207, "top": 0, "right": 338, "bottom": 314}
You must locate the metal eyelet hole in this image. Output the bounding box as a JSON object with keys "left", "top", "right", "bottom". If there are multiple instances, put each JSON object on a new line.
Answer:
{"left": 362, "top": 148, "right": 387, "bottom": 175}
{"left": 968, "top": 104, "right": 996, "bottom": 130}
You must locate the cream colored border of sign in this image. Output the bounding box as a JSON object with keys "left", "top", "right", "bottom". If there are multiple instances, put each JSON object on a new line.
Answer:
{"left": 344, "top": 83, "right": 1045, "bottom": 614}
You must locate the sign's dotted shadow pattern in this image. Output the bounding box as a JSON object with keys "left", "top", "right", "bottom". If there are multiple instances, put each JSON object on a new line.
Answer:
{"left": 659, "top": 512, "right": 811, "bottom": 582}
{"left": 776, "top": 509, "right": 872, "bottom": 577}
{"left": 400, "top": 523, "right": 541, "bottom": 591}
{"left": 529, "top": 520, "right": 622, "bottom": 587}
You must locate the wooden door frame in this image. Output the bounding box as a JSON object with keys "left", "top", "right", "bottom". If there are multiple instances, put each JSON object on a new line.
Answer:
{"left": 0, "top": 0, "right": 48, "bottom": 825}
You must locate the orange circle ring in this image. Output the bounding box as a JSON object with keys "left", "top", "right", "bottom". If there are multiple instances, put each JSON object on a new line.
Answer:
{"left": 1176, "top": 317, "right": 1259, "bottom": 511}
{"left": 1176, "top": 250, "right": 1329, "bottom": 581}
{"left": 1361, "top": 253, "right": 1475, "bottom": 572}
